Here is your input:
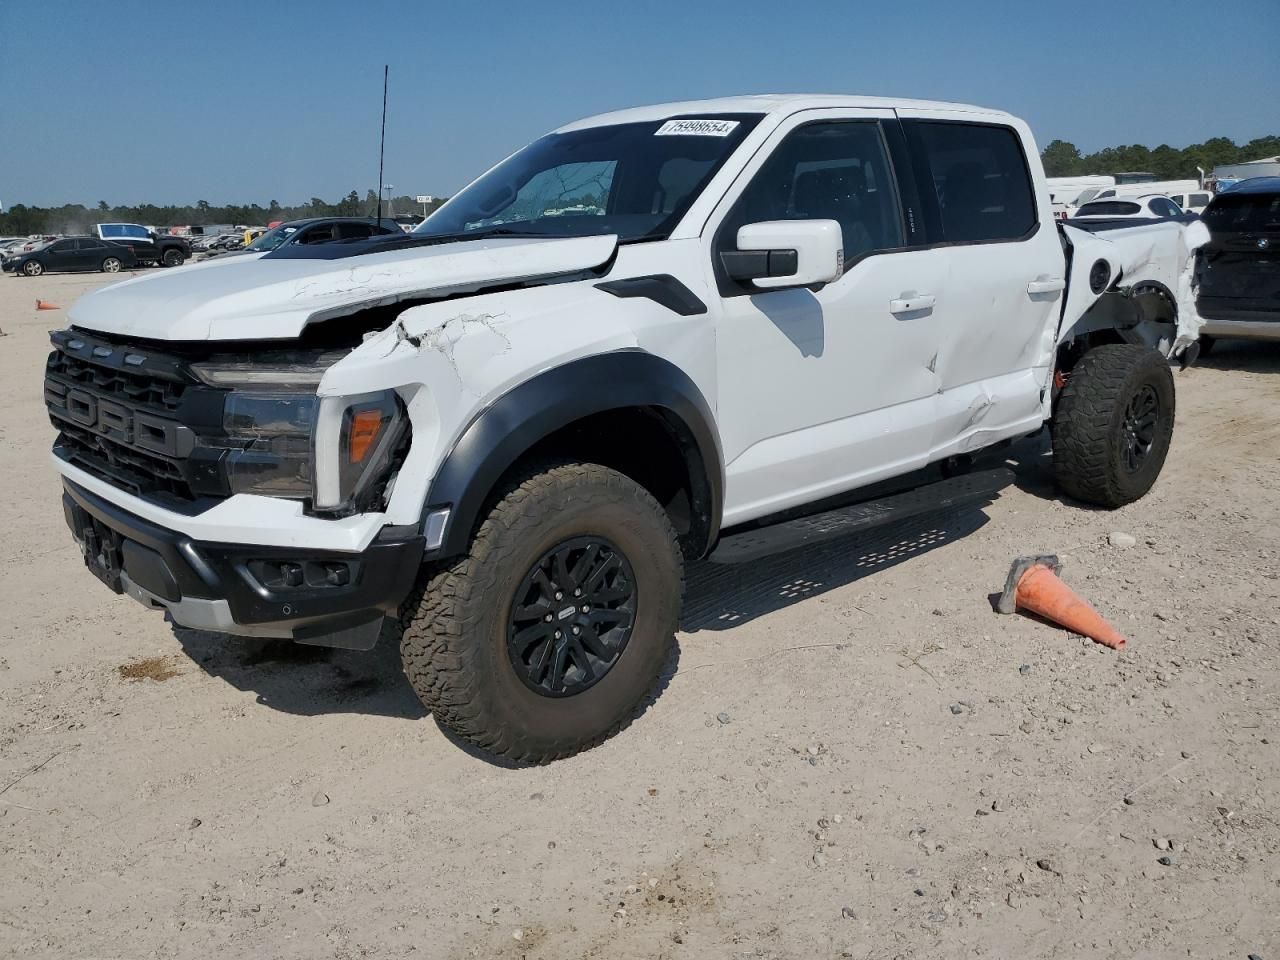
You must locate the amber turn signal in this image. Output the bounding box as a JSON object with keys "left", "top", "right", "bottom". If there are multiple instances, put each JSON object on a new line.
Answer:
{"left": 348, "top": 409, "right": 384, "bottom": 463}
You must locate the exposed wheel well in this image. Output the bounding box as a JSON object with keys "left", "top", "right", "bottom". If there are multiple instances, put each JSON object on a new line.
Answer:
{"left": 485, "top": 406, "right": 712, "bottom": 558}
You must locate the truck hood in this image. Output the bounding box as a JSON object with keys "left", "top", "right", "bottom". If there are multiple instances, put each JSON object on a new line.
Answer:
{"left": 65, "top": 234, "right": 619, "bottom": 342}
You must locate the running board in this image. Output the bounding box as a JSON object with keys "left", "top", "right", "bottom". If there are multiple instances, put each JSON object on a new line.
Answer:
{"left": 709, "top": 467, "right": 1014, "bottom": 565}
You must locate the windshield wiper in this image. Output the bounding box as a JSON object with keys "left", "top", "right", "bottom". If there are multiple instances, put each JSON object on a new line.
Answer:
{"left": 411, "top": 226, "right": 577, "bottom": 243}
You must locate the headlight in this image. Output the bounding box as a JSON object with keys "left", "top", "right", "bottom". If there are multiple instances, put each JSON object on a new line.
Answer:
{"left": 220, "top": 392, "right": 318, "bottom": 498}
{"left": 190, "top": 359, "right": 330, "bottom": 500}
{"left": 313, "top": 390, "right": 408, "bottom": 513}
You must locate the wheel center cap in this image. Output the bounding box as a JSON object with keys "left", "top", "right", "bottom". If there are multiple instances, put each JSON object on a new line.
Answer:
{"left": 557, "top": 605, "right": 576, "bottom": 621}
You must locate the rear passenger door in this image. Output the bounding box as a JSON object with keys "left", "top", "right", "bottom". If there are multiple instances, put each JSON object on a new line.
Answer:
{"left": 74, "top": 238, "right": 104, "bottom": 269}
{"left": 896, "top": 114, "right": 1065, "bottom": 459}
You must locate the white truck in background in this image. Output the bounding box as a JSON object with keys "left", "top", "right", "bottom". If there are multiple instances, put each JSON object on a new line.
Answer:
{"left": 47, "top": 95, "right": 1208, "bottom": 762}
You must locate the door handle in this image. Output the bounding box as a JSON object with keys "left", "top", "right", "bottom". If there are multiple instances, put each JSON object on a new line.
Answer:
{"left": 1027, "top": 277, "right": 1066, "bottom": 295}
{"left": 890, "top": 294, "right": 936, "bottom": 314}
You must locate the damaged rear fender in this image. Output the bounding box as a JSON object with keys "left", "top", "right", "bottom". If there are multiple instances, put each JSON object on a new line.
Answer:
{"left": 1056, "top": 221, "right": 1211, "bottom": 361}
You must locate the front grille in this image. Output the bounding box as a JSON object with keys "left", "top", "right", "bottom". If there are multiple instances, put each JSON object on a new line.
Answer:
{"left": 45, "top": 331, "right": 221, "bottom": 504}
{"left": 54, "top": 425, "right": 192, "bottom": 500}
{"left": 45, "top": 348, "right": 189, "bottom": 414}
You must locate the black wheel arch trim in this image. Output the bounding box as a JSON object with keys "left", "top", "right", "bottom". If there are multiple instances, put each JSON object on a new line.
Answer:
{"left": 423, "top": 350, "right": 724, "bottom": 561}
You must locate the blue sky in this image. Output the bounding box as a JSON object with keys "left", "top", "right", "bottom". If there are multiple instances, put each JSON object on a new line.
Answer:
{"left": 3, "top": 0, "right": 1278, "bottom": 207}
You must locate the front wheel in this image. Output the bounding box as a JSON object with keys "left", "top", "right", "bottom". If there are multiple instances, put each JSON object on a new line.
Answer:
{"left": 1051, "top": 344, "right": 1175, "bottom": 508}
{"left": 22, "top": 260, "right": 43, "bottom": 277}
{"left": 161, "top": 248, "right": 185, "bottom": 267}
{"left": 399, "top": 462, "right": 683, "bottom": 763}
{"left": 101, "top": 257, "right": 122, "bottom": 273}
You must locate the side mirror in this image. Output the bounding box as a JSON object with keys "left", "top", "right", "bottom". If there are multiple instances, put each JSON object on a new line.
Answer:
{"left": 721, "top": 220, "right": 843, "bottom": 290}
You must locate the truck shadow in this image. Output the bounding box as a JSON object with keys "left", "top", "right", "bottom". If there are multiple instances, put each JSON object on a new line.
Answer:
{"left": 1196, "top": 339, "right": 1280, "bottom": 374}
{"left": 682, "top": 506, "right": 989, "bottom": 632}
{"left": 170, "top": 621, "right": 429, "bottom": 721}
{"left": 168, "top": 502, "right": 995, "bottom": 730}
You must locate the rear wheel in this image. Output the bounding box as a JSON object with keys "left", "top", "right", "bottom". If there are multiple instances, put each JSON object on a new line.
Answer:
{"left": 1052, "top": 344, "right": 1175, "bottom": 507}
{"left": 399, "top": 461, "right": 683, "bottom": 763}
{"left": 101, "top": 257, "right": 122, "bottom": 273}
{"left": 22, "top": 260, "right": 43, "bottom": 277}
{"left": 1197, "top": 335, "right": 1216, "bottom": 358}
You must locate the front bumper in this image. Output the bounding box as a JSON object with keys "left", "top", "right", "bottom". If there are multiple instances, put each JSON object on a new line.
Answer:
{"left": 62, "top": 479, "right": 424, "bottom": 649}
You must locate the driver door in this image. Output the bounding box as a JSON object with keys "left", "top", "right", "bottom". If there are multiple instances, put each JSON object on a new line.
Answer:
{"left": 45, "top": 239, "right": 81, "bottom": 271}
{"left": 707, "top": 110, "right": 948, "bottom": 526}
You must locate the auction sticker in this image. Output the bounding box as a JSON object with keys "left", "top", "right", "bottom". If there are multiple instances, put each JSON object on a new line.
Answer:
{"left": 655, "top": 119, "right": 740, "bottom": 137}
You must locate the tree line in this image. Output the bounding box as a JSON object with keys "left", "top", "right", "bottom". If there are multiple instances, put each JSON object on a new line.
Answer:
{"left": 0, "top": 190, "right": 446, "bottom": 236}
{"left": 4, "top": 132, "right": 1278, "bottom": 236}
{"left": 1040, "top": 134, "right": 1280, "bottom": 180}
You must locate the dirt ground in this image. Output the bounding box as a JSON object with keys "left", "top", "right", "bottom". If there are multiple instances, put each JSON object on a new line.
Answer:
{"left": 2, "top": 268, "right": 1277, "bottom": 960}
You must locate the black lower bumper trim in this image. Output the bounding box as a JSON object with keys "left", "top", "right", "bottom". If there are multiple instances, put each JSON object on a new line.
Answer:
{"left": 62, "top": 480, "right": 424, "bottom": 641}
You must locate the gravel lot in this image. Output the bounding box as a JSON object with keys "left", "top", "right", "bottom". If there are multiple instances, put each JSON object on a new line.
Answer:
{"left": 2, "top": 268, "right": 1278, "bottom": 959}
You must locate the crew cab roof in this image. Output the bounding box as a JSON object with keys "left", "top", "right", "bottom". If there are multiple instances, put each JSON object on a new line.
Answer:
{"left": 555, "top": 94, "right": 1013, "bottom": 132}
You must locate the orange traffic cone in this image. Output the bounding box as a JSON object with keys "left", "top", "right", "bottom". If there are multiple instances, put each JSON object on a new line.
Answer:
{"left": 36, "top": 299, "right": 59, "bottom": 311}
{"left": 996, "top": 555, "right": 1126, "bottom": 650}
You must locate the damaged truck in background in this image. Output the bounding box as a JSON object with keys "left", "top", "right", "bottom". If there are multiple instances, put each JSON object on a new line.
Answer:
{"left": 45, "top": 95, "right": 1209, "bottom": 762}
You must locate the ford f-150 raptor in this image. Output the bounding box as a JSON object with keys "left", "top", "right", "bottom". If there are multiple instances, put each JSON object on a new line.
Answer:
{"left": 45, "top": 95, "right": 1209, "bottom": 762}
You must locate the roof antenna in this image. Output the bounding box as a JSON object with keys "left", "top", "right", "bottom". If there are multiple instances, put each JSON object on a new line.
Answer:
{"left": 376, "top": 64, "right": 388, "bottom": 223}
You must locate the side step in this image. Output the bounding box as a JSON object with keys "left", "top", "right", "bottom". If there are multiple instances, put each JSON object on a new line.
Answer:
{"left": 709, "top": 467, "right": 1014, "bottom": 565}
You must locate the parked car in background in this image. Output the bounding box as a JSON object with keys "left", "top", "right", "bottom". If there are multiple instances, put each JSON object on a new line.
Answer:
{"left": 1196, "top": 176, "right": 1280, "bottom": 349}
{"left": 198, "top": 234, "right": 240, "bottom": 252}
{"left": 1072, "top": 195, "right": 1186, "bottom": 220}
{"left": 96, "top": 223, "right": 191, "bottom": 267}
{"left": 3, "top": 236, "right": 137, "bottom": 276}
{"left": 1165, "top": 189, "right": 1213, "bottom": 215}
{"left": 2, "top": 236, "right": 57, "bottom": 259}
{"left": 1090, "top": 180, "right": 1201, "bottom": 203}
{"left": 232, "top": 217, "right": 402, "bottom": 255}
{"left": 0, "top": 238, "right": 37, "bottom": 260}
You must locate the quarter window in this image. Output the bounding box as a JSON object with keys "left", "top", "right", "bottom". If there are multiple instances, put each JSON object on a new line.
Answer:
{"left": 907, "top": 121, "right": 1037, "bottom": 242}
{"left": 726, "top": 121, "right": 904, "bottom": 260}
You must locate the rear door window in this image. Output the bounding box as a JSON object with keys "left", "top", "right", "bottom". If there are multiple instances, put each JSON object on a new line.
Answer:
{"left": 1077, "top": 201, "right": 1142, "bottom": 217}
{"left": 903, "top": 121, "right": 1037, "bottom": 243}
{"left": 336, "top": 223, "right": 374, "bottom": 240}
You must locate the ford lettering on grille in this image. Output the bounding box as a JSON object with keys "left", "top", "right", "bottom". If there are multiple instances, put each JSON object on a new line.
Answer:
{"left": 47, "top": 380, "right": 193, "bottom": 458}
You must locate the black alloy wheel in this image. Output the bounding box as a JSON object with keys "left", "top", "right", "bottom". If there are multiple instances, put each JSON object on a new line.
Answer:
{"left": 1120, "top": 384, "right": 1158, "bottom": 472}
{"left": 507, "top": 536, "right": 637, "bottom": 697}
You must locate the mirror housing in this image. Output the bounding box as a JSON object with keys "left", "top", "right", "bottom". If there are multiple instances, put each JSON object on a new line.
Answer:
{"left": 722, "top": 219, "right": 843, "bottom": 290}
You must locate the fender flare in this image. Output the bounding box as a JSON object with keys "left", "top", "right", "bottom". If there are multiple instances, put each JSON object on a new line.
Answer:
{"left": 423, "top": 350, "right": 724, "bottom": 560}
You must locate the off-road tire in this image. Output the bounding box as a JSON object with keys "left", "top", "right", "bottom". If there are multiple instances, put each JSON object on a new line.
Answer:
{"left": 161, "top": 248, "right": 185, "bottom": 267}
{"left": 1052, "top": 343, "right": 1175, "bottom": 508}
{"left": 399, "top": 461, "right": 683, "bottom": 763}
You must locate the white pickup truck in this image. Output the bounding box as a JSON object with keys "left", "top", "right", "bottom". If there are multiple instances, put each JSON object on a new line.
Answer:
{"left": 47, "top": 95, "right": 1208, "bottom": 762}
